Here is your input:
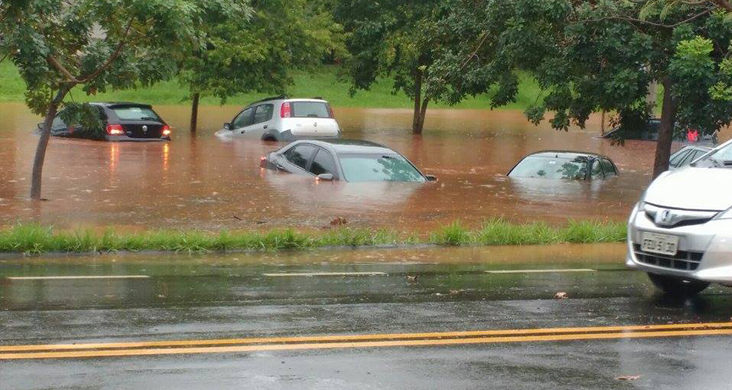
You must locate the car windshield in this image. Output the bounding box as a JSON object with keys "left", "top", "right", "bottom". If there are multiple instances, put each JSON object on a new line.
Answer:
{"left": 509, "top": 156, "right": 588, "bottom": 180}
{"left": 339, "top": 154, "right": 425, "bottom": 182}
{"left": 112, "top": 107, "right": 161, "bottom": 121}
{"left": 693, "top": 142, "right": 732, "bottom": 168}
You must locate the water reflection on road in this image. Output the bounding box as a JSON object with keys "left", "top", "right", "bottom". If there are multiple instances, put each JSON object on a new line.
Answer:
{"left": 1, "top": 103, "right": 720, "bottom": 230}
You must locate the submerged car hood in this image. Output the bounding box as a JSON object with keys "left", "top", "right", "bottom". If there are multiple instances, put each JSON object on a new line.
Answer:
{"left": 645, "top": 167, "right": 732, "bottom": 211}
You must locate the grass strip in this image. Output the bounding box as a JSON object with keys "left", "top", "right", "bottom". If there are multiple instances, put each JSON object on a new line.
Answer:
{"left": 0, "top": 62, "right": 542, "bottom": 110}
{"left": 0, "top": 220, "right": 626, "bottom": 256}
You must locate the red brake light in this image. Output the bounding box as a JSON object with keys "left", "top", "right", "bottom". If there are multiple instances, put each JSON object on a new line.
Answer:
{"left": 161, "top": 124, "right": 172, "bottom": 137}
{"left": 328, "top": 105, "right": 335, "bottom": 119}
{"left": 106, "top": 124, "right": 124, "bottom": 135}
{"left": 280, "top": 102, "right": 291, "bottom": 118}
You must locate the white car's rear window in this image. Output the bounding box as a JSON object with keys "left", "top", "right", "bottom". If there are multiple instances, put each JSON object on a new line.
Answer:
{"left": 291, "top": 102, "right": 331, "bottom": 118}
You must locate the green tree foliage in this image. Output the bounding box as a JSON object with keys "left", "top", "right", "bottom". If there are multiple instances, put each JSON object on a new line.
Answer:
{"left": 0, "top": 0, "right": 249, "bottom": 200}
{"left": 180, "top": 0, "right": 345, "bottom": 133}
{"left": 435, "top": 0, "right": 732, "bottom": 177}
{"left": 334, "top": 0, "right": 453, "bottom": 134}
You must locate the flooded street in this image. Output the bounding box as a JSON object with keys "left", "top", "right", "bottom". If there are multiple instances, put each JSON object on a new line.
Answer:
{"left": 3, "top": 245, "right": 732, "bottom": 389}
{"left": 0, "top": 103, "right": 717, "bottom": 231}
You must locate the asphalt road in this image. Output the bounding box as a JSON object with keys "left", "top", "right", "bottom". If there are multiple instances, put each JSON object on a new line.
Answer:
{"left": 1, "top": 245, "right": 732, "bottom": 390}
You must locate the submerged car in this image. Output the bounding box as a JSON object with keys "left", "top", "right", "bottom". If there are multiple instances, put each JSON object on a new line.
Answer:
{"left": 42, "top": 102, "right": 171, "bottom": 141}
{"left": 216, "top": 96, "right": 341, "bottom": 141}
{"left": 602, "top": 118, "right": 718, "bottom": 144}
{"left": 507, "top": 151, "right": 618, "bottom": 180}
{"left": 626, "top": 138, "right": 732, "bottom": 295}
{"left": 260, "top": 139, "right": 436, "bottom": 182}
{"left": 669, "top": 145, "right": 712, "bottom": 170}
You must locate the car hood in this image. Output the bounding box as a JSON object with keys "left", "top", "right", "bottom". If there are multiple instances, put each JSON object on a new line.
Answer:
{"left": 645, "top": 167, "right": 732, "bottom": 211}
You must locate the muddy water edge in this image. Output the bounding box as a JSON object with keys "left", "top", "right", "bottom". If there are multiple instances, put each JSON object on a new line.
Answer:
{"left": 1, "top": 103, "right": 716, "bottom": 232}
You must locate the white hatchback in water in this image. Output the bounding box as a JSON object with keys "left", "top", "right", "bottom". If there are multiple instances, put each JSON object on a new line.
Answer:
{"left": 215, "top": 96, "right": 341, "bottom": 141}
{"left": 626, "top": 138, "right": 732, "bottom": 295}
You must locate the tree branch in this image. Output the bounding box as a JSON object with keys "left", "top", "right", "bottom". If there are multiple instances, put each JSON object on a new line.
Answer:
{"left": 460, "top": 31, "right": 489, "bottom": 72}
{"left": 78, "top": 17, "right": 135, "bottom": 84}
{"left": 710, "top": 0, "right": 732, "bottom": 12}
{"left": 46, "top": 55, "right": 80, "bottom": 83}
{"left": 578, "top": 7, "right": 713, "bottom": 28}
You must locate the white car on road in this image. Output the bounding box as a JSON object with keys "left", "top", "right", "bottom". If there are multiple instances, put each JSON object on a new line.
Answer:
{"left": 627, "top": 139, "right": 732, "bottom": 295}
{"left": 216, "top": 96, "right": 341, "bottom": 141}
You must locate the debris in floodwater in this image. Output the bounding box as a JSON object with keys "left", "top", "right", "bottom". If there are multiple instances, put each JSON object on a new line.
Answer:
{"left": 406, "top": 275, "right": 418, "bottom": 282}
{"left": 615, "top": 375, "right": 641, "bottom": 381}
{"left": 554, "top": 292, "right": 568, "bottom": 299}
{"left": 330, "top": 217, "right": 348, "bottom": 226}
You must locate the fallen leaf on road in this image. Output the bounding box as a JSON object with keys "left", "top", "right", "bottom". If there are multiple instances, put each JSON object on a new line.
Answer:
{"left": 554, "top": 292, "right": 568, "bottom": 299}
{"left": 615, "top": 375, "right": 641, "bottom": 381}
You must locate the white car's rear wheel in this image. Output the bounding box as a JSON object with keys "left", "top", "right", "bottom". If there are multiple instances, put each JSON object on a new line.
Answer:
{"left": 647, "top": 273, "right": 709, "bottom": 296}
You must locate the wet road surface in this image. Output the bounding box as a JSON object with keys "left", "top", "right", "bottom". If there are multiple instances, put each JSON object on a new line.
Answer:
{"left": 2, "top": 245, "right": 732, "bottom": 389}
{"left": 3, "top": 103, "right": 712, "bottom": 231}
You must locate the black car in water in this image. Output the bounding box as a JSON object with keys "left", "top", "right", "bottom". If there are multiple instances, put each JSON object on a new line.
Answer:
{"left": 508, "top": 151, "right": 619, "bottom": 180}
{"left": 260, "top": 139, "right": 437, "bottom": 182}
{"left": 42, "top": 102, "right": 171, "bottom": 141}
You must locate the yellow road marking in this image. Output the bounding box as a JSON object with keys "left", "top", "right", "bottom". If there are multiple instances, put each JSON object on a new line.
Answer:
{"left": 2, "top": 328, "right": 732, "bottom": 360}
{"left": 263, "top": 272, "right": 387, "bottom": 277}
{"left": 485, "top": 269, "right": 596, "bottom": 274}
{"left": 6, "top": 275, "right": 150, "bottom": 280}
{"left": 1, "top": 322, "right": 730, "bottom": 353}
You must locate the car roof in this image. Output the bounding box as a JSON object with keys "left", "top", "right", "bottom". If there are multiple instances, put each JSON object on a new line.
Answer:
{"left": 247, "top": 96, "right": 328, "bottom": 106}
{"left": 523, "top": 150, "right": 612, "bottom": 161}
{"left": 676, "top": 145, "right": 713, "bottom": 152}
{"left": 288, "top": 139, "right": 397, "bottom": 154}
{"left": 90, "top": 102, "right": 154, "bottom": 109}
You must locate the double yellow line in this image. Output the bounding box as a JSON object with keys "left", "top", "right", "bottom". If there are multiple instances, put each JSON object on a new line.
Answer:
{"left": 2, "top": 322, "right": 732, "bottom": 360}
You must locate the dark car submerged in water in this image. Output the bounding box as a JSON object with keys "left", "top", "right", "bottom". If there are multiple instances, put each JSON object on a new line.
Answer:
{"left": 261, "top": 139, "right": 437, "bottom": 182}
{"left": 40, "top": 102, "right": 172, "bottom": 142}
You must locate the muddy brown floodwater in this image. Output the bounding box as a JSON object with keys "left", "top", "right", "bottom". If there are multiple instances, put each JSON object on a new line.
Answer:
{"left": 1, "top": 103, "right": 726, "bottom": 231}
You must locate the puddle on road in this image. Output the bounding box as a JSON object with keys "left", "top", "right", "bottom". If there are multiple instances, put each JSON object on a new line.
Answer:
{"left": 0, "top": 243, "right": 631, "bottom": 310}
{"left": 0, "top": 243, "right": 626, "bottom": 270}
{"left": 1, "top": 103, "right": 724, "bottom": 231}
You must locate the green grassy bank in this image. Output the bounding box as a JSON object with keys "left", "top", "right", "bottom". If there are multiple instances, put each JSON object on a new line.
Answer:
{"left": 0, "top": 220, "right": 626, "bottom": 256}
{"left": 0, "top": 61, "right": 542, "bottom": 110}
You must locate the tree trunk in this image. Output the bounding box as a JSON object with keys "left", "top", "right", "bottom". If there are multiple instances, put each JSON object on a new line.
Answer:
{"left": 600, "top": 110, "right": 606, "bottom": 135}
{"left": 652, "top": 78, "right": 677, "bottom": 179}
{"left": 416, "top": 97, "right": 430, "bottom": 134}
{"left": 30, "top": 88, "right": 69, "bottom": 200}
{"left": 190, "top": 92, "right": 200, "bottom": 134}
{"left": 412, "top": 72, "right": 429, "bottom": 134}
{"left": 412, "top": 72, "right": 423, "bottom": 134}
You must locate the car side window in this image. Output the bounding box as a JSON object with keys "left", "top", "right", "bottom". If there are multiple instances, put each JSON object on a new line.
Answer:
{"left": 253, "top": 104, "right": 274, "bottom": 125}
{"left": 232, "top": 107, "right": 254, "bottom": 129}
{"left": 590, "top": 160, "right": 603, "bottom": 179}
{"left": 51, "top": 113, "right": 66, "bottom": 129}
{"left": 669, "top": 150, "right": 689, "bottom": 168}
{"left": 688, "top": 150, "right": 704, "bottom": 164}
{"left": 310, "top": 148, "right": 338, "bottom": 176}
{"left": 284, "top": 144, "right": 316, "bottom": 170}
{"left": 678, "top": 150, "right": 699, "bottom": 167}
{"left": 600, "top": 159, "right": 617, "bottom": 176}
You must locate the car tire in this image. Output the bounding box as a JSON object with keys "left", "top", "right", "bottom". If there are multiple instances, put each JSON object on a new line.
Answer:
{"left": 647, "top": 273, "right": 709, "bottom": 296}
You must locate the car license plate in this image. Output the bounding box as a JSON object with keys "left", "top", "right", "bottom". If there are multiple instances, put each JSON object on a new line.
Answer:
{"left": 641, "top": 232, "right": 679, "bottom": 256}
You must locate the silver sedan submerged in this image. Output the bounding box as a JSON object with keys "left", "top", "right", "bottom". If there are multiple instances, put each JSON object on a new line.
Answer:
{"left": 626, "top": 139, "right": 732, "bottom": 295}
